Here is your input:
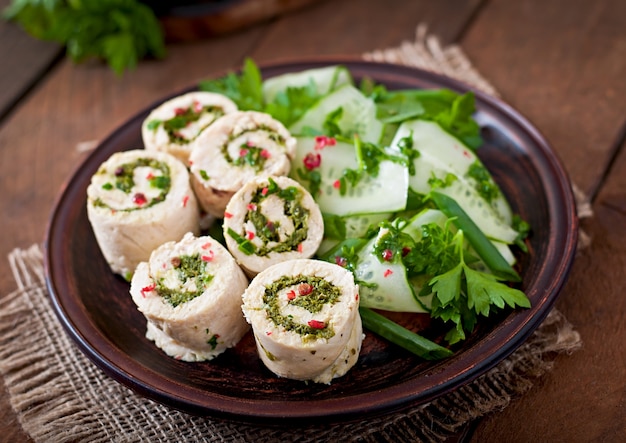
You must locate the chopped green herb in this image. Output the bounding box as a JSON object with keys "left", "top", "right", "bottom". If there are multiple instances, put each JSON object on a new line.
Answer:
{"left": 467, "top": 161, "right": 500, "bottom": 203}
{"left": 156, "top": 253, "right": 214, "bottom": 307}
{"left": 263, "top": 275, "right": 340, "bottom": 340}
{"left": 147, "top": 119, "right": 161, "bottom": 131}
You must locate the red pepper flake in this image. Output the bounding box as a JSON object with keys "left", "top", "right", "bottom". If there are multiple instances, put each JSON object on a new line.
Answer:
{"left": 146, "top": 172, "right": 155, "bottom": 180}
{"left": 314, "top": 135, "right": 336, "bottom": 150}
{"left": 174, "top": 107, "right": 185, "bottom": 116}
{"left": 355, "top": 293, "right": 359, "bottom": 301}
{"left": 287, "top": 290, "right": 297, "bottom": 301}
{"left": 201, "top": 251, "right": 214, "bottom": 262}
{"left": 188, "top": 160, "right": 194, "bottom": 166}
{"left": 298, "top": 283, "right": 314, "bottom": 296}
{"left": 239, "top": 148, "right": 248, "bottom": 157}
{"left": 260, "top": 149, "right": 271, "bottom": 159}
{"left": 201, "top": 242, "right": 211, "bottom": 249}
{"left": 383, "top": 269, "right": 393, "bottom": 278}
{"left": 381, "top": 249, "right": 393, "bottom": 261}
{"left": 297, "top": 243, "right": 304, "bottom": 253}
{"left": 141, "top": 283, "right": 156, "bottom": 297}
{"left": 247, "top": 231, "right": 255, "bottom": 240}
{"left": 224, "top": 212, "right": 233, "bottom": 218}
{"left": 182, "top": 195, "right": 190, "bottom": 208}
{"left": 266, "top": 331, "right": 272, "bottom": 336}
{"left": 133, "top": 193, "right": 147, "bottom": 206}
{"left": 193, "top": 100, "right": 202, "bottom": 113}
{"left": 335, "top": 256, "right": 347, "bottom": 267}
{"left": 333, "top": 179, "right": 341, "bottom": 189}
{"left": 308, "top": 320, "right": 326, "bottom": 329}
{"left": 247, "top": 203, "right": 257, "bottom": 211}
{"left": 261, "top": 187, "right": 269, "bottom": 196}
{"left": 303, "top": 152, "right": 321, "bottom": 170}
{"left": 463, "top": 150, "right": 471, "bottom": 158}
{"left": 114, "top": 167, "right": 124, "bottom": 176}
{"left": 402, "top": 247, "right": 411, "bottom": 257}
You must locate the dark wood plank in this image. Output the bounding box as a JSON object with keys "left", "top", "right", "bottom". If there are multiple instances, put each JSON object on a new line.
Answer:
{"left": 460, "top": 0, "right": 626, "bottom": 194}
{"left": 460, "top": 0, "right": 626, "bottom": 441}
{"left": 250, "top": 0, "right": 484, "bottom": 60}
{"left": 0, "top": 0, "right": 63, "bottom": 122}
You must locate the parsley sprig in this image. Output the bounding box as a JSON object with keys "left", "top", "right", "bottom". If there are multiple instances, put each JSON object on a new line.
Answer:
{"left": 427, "top": 229, "right": 530, "bottom": 344}
{"left": 371, "top": 205, "right": 529, "bottom": 345}
{"left": 4, "top": 0, "right": 166, "bottom": 75}
{"left": 200, "top": 58, "right": 324, "bottom": 127}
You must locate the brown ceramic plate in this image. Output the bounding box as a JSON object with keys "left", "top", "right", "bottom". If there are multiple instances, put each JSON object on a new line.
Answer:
{"left": 44, "top": 59, "right": 578, "bottom": 425}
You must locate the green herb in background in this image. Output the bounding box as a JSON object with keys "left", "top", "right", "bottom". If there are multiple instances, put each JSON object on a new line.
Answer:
{"left": 3, "top": 0, "right": 166, "bottom": 75}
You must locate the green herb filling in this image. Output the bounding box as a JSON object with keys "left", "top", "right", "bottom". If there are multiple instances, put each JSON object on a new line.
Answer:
{"left": 263, "top": 275, "right": 341, "bottom": 340}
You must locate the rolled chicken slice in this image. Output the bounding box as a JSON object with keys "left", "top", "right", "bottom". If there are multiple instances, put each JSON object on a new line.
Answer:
{"left": 189, "top": 111, "right": 296, "bottom": 217}
{"left": 141, "top": 92, "right": 237, "bottom": 165}
{"left": 242, "top": 259, "right": 363, "bottom": 384}
{"left": 130, "top": 232, "right": 249, "bottom": 361}
{"left": 223, "top": 175, "right": 323, "bottom": 277}
{"left": 87, "top": 149, "right": 199, "bottom": 279}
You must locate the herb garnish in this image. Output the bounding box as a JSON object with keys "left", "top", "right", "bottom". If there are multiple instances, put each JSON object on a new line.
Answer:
{"left": 4, "top": 0, "right": 166, "bottom": 75}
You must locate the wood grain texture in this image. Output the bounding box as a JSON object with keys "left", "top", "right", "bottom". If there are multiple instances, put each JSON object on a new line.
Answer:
{"left": 460, "top": 0, "right": 626, "bottom": 194}
{"left": 249, "top": 0, "right": 484, "bottom": 60}
{"left": 0, "top": 0, "right": 63, "bottom": 122}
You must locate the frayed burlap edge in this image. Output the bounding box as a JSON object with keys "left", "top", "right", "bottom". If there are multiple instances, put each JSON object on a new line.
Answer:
{"left": 0, "top": 25, "right": 585, "bottom": 443}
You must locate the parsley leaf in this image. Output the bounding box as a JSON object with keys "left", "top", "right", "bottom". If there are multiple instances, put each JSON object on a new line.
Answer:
{"left": 372, "top": 87, "right": 483, "bottom": 149}
{"left": 199, "top": 58, "right": 264, "bottom": 111}
{"left": 4, "top": 0, "right": 166, "bottom": 75}
{"left": 426, "top": 229, "right": 530, "bottom": 344}
{"left": 264, "top": 81, "right": 321, "bottom": 127}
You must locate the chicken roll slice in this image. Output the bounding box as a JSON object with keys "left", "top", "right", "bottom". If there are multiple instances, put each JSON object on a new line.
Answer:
{"left": 242, "top": 259, "right": 363, "bottom": 384}
{"left": 189, "top": 111, "right": 296, "bottom": 217}
{"left": 142, "top": 91, "right": 237, "bottom": 165}
{"left": 130, "top": 232, "right": 249, "bottom": 362}
{"left": 87, "top": 149, "right": 199, "bottom": 279}
{"left": 223, "top": 175, "right": 323, "bottom": 277}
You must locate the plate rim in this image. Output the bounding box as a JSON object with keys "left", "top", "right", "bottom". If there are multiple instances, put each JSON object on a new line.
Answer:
{"left": 44, "top": 58, "right": 579, "bottom": 424}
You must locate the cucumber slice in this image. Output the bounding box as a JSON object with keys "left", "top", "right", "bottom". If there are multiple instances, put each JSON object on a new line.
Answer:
{"left": 391, "top": 119, "right": 513, "bottom": 224}
{"left": 434, "top": 180, "right": 518, "bottom": 244}
{"left": 491, "top": 240, "right": 516, "bottom": 266}
{"left": 289, "top": 85, "right": 384, "bottom": 144}
{"left": 355, "top": 228, "right": 429, "bottom": 313}
{"left": 401, "top": 208, "right": 449, "bottom": 240}
{"left": 290, "top": 137, "right": 408, "bottom": 216}
{"left": 345, "top": 212, "right": 392, "bottom": 238}
{"left": 262, "top": 65, "right": 352, "bottom": 103}
{"left": 390, "top": 120, "right": 518, "bottom": 243}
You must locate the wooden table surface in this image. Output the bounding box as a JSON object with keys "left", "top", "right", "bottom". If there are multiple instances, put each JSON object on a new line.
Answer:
{"left": 1, "top": 0, "right": 624, "bottom": 441}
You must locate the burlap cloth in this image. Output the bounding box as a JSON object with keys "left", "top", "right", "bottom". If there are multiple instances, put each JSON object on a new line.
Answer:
{"left": 0, "top": 25, "right": 586, "bottom": 443}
